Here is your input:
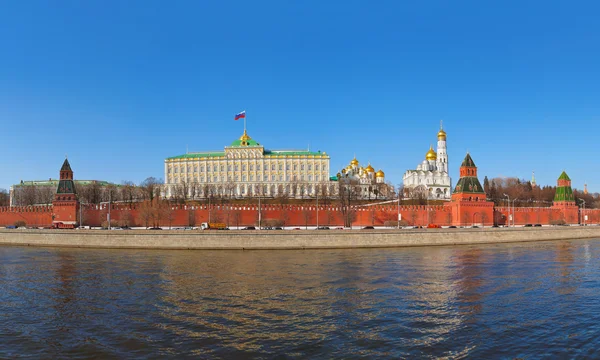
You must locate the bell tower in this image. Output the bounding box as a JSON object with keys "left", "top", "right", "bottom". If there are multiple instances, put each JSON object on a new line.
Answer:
{"left": 52, "top": 158, "right": 79, "bottom": 228}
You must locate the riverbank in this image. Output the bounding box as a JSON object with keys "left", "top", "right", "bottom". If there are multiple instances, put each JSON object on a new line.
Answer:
{"left": 0, "top": 226, "right": 600, "bottom": 250}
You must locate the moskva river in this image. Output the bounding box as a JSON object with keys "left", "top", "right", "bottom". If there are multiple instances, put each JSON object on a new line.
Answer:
{"left": 1, "top": 239, "right": 599, "bottom": 359}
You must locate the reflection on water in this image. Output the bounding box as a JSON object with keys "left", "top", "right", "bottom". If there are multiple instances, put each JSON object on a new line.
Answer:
{"left": 1, "top": 239, "right": 600, "bottom": 358}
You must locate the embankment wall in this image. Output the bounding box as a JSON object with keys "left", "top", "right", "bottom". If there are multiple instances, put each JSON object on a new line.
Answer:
{"left": 1, "top": 226, "right": 599, "bottom": 250}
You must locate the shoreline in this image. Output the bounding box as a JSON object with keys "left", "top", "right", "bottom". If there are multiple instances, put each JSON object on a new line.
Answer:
{"left": 0, "top": 227, "right": 599, "bottom": 250}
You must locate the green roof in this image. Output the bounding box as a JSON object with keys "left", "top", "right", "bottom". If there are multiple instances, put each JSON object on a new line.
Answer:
{"left": 453, "top": 177, "right": 485, "bottom": 194}
{"left": 60, "top": 158, "right": 72, "bottom": 172}
{"left": 230, "top": 138, "right": 261, "bottom": 147}
{"left": 461, "top": 153, "right": 476, "bottom": 167}
{"left": 264, "top": 150, "right": 326, "bottom": 157}
{"left": 14, "top": 180, "right": 112, "bottom": 187}
{"left": 166, "top": 152, "right": 225, "bottom": 160}
{"left": 558, "top": 171, "right": 571, "bottom": 181}
{"left": 554, "top": 185, "right": 574, "bottom": 202}
{"left": 56, "top": 179, "right": 76, "bottom": 194}
{"left": 330, "top": 176, "right": 338, "bottom": 181}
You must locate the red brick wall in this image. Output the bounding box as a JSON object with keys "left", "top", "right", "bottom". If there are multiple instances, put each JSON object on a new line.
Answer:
{"left": 0, "top": 206, "right": 54, "bottom": 227}
{"left": 2, "top": 203, "right": 599, "bottom": 228}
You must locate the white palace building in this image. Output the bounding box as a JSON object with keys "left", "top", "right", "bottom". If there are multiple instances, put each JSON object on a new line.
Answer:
{"left": 402, "top": 125, "right": 452, "bottom": 200}
{"left": 164, "top": 130, "right": 333, "bottom": 199}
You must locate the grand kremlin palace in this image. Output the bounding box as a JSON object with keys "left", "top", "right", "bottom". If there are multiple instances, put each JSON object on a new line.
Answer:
{"left": 164, "top": 130, "right": 334, "bottom": 199}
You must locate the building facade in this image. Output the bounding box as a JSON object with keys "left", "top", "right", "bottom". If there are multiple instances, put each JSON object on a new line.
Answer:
{"left": 334, "top": 157, "right": 392, "bottom": 199}
{"left": 164, "top": 130, "right": 332, "bottom": 199}
{"left": 402, "top": 125, "right": 452, "bottom": 200}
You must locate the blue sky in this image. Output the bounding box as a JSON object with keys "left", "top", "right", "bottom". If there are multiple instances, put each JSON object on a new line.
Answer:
{"left": 1, "top": 1, "right": 599, "bottom": 192}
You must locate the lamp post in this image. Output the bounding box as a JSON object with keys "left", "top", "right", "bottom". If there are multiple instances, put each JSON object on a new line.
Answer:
{"left": 107, "top": 190, "right": 111, "bottom": 230}
{"left": 580, "top": 199, "right": 586, "bottom": 226}
{"left": 316, "top": 189, "right": 319, "bottom": 230}
{"left": 397, "top": 190, "right": 401, "bottom": 230}
{"left": 503, "top": 193, "right": 510, "bottom": 227}
{"left": 512, "top": 198, "right": 519, "bottom": 227}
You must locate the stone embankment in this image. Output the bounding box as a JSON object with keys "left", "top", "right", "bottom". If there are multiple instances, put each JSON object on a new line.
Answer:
{"left": 0, "top": 227, "right": 599, "bottom": 250}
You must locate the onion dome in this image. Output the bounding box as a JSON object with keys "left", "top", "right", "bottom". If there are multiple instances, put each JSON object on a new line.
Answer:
{"left": 437, "top": 128, "right": 447, "bottom": 140}
{"left": 351, "top": 157, "right": 359, "bottom": 166}
{"left": 376, "top": 169, "right": 385, "bottom": 178}
{"left": 426, "top": 146, "right": 437, "bottom": 161}
{"left": 366, "top": 164, "right": 375, "bottom": 173}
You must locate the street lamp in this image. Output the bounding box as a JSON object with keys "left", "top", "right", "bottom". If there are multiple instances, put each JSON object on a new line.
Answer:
{"left": 397, "top": 190, "right": 401, "bottom": 230}
{"left": 503, "top": 193, "right": 510, "bottom": 227}
{"left": 580, "top": 199, "right": 586, "bottom": 226}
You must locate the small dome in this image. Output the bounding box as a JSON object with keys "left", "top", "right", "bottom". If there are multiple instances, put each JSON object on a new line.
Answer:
{"left": 366, "top": 164, "right": 375, "bottom": 172}
{"left": 351, "top": 157, "right": 359, "bottom": 166}
{"left": 376, "top": 169, "right": 385, "bottom": 178}
{"left": 437, "top": 128, "right": 447, "bottom": 140}
{"left": 426, "top": 146, "right": 437, "bottom": 161}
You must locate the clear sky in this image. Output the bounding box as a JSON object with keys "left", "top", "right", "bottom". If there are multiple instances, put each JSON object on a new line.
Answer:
{"left": 1, "top": 1, "right": 599, "bottom": 193}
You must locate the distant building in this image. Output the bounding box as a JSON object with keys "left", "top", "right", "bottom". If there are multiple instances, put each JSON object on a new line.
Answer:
{"left": 334, "top": 157, "right": 392, "bottom": 199}
{"left": 164, "top": 130, "right": 332, "bottom": 199}
{"left": 402, "top": 124, "right": 452, "bottom": 200}
{"left": 10, "top": 179, "right": 112, "bottom": 206}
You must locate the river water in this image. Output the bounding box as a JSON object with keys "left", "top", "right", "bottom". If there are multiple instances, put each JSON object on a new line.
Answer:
{"left": 1, "top": 239, "right": 599, "bottom": 359}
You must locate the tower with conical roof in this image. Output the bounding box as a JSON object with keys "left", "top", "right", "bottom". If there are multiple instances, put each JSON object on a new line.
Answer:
{"left": 52, "top": 158, "right": 80, "bottom": 228}
{"left": 445, "top": 152, "right": 494, "bottom": 226}
{"left": 552, "top": 171, "right": 578, "bottom": 224}
{"left": 531, "top": 171, "right": 537, "bottom": 189}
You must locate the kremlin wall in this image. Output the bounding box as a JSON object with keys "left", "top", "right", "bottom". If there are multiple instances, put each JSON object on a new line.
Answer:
{"left": 0, "top": 155, "right": 598, "bottom": 229}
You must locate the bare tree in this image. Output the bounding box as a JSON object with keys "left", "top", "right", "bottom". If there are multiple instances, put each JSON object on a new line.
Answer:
{"left": 140, "top": 177, "right": 161, "bottom": 204}
{"left": 337, "top": 179, "right": 360, "bottom": 227}
{"left": 302, "top": 206, "right": 312, "bottom": 229}
{"left": 233, "top": 209, "right": 242, "bottom": 229}
{"left": 0, "top": 189, "right": 9, "bottom": 206}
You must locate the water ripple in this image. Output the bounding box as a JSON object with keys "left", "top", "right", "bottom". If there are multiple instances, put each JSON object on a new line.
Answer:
{"left": 1, "top": 239, "right": 600, "bottom": 358}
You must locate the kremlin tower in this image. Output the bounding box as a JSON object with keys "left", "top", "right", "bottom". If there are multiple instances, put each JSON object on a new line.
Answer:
{"left": 52, "top": 158, "right": 79, "bottom": 228}
{"left": 445, "top": 153, "right": 494, "bottom": 226}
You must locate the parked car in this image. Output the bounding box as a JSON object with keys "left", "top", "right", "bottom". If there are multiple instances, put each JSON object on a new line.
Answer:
{"left": 448, "top": 225, "right": 457, "bottom": 228}
{"left": 534, "top": 224, "right": 542, "bottom": 227}
{"left": 335, "top": 227, "right": 344, "bottom": 230}
{"left": 293, "top": 227, "right": 301, "bottom": 230}
{"left": 149, "top": 227, "right": 163, "bottom": 230}
{"left": 362, "top": 226, "right": 375, "bottom": 230}
{"left": 317, "top": 226, "right": 330, "bottom": 230}
{"left": 524, "top": 224, "right": 533, "bottom": 227}
{"left": 242, "top": 226, "right": 256, "bottom": 230}
{"left": 472, "top": 226, "right": 479, "bottom": 228}
{"left": 275, "top": 227, "right": 283, "bottom": 230}
{"left": 5, "top": 225, "right": 16, "bottom": 229}
{"left": 427, "top": 224, "right": 441, "bottom": 229}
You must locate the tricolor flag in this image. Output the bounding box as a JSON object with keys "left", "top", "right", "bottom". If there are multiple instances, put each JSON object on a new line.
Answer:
{"left": 234, "top": 111, "right": 246, "bottom": 120}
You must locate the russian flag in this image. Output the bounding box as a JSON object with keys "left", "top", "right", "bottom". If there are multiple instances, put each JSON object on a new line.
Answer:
{"left": 234, "top": 111, "right": 246, "bottom": 120}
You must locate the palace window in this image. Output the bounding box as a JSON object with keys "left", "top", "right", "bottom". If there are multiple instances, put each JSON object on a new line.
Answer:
{"left": 243, "top": 174, "right": 247, "bottom": 181}
{"left": 213, "top": 176, "right": 217, "bottom": 182}
{"left": 194, "top": 165, "right": 198, "bottom": 172}
{"left": 243, "top": 164, "right": 247, "bottom": 171}
{"left": 264, "top": 175, "right": 268, "bottom": 181}
{"left": 271, "top": 175, "right": 275, "bottom": 181}
{"left": 257, "top": 165, "right": 261, "bottom": 171}
{"left": 212, "top": 165, "right": 216, "bottom": 171}
{"left": 293, "top": 175, "right": 297, "bottom": 181}
{"left": 271, "top": 164, "right": 275, "bottom": 170}
{"left": 286, "top": 164, "right": 290, "bottom": 170}
{"left": 286, "top": 175, "right": 290, "bottom": 181}
{"left": 250, "top": 174, "right": 254, "bottom": 181}
{"left": 316, "top": 175, "right": 320, "bottom": 181}
{"left": 220, "top": 165, "right": 224, "bottom": 171}
{"left": 250, "top": 165, "right": 254, "bottom": 171}
{"left": 235, "top": 164, "right": 239, "bottom": 171}
{"left": 168, "top": 167, "right": 171, "bottom": 174}
{"left": 308, "top": 175, "right": 313, "bottom": 181}
{"left": 315, "top": 165, "right": 319, "bottom": 171}
{"left": 301, "top": 164, "right": 304, "bottom": 170}
{"left": 175, "top": 167, "right": 179, "bottom": 173}
{"left": 308, "top": 165, "right": 312, "bottom": 170}
{"left": 201, "top": 166, "right": 204, "bottom": 172}
{"left": 235, "top": 175, "right": 239, "bottom": 181}
{"left": 279, "top": 164, "right": 282, "bottom": 170}
{"left": 294, "top": 164, "right": 297, "bottom": 170}
{"left": 301, "top": 175, "right": 305, "bottom": 181}
{"left": 228, "top": 165, "right": 232, "bottom": 171}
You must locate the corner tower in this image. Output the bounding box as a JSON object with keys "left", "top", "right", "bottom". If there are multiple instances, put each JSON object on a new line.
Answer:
{"left": 52, "top": 158, "right": 79, "bottom": 228}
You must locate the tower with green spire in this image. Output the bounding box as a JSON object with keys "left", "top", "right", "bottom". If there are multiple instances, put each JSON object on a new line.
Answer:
{"left": 553, "top": 171, "right": 575, "bottom": 204}
{"left": 52, "top": 158, "right": 80, "bottom": 228}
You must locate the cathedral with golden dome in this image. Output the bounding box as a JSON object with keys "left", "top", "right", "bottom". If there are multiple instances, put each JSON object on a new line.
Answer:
{"left": 336, "top": 157, "right": 391, "bottom": 199}
{"left": 402, "top": 124, "right": 452, "bottom": 200}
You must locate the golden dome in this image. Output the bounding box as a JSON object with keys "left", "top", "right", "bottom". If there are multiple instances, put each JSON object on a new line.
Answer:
{"left": 366, "top": 164, "right": 375, "bottom": 172}
{"left": 239, "top": 129, "right": 251, "bottom": 141}
{"left": 351, "top": 157, "right": 359, "bottom": 166}
{"left": 426, "top": 146, "right": 437, "bottom": 161}
{"left": 437, "top": 128, "right": 447, "bottom": 140}
{"left": 376, "top": 169, "right": 385, "bottom": 178}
